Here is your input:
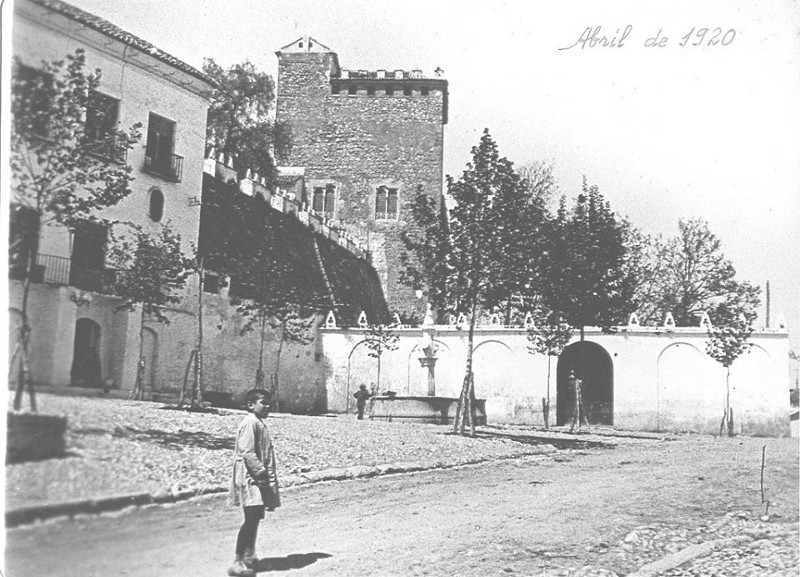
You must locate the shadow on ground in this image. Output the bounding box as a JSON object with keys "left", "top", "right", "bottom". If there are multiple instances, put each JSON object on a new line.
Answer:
{"left": 107, "top": 426, "right": 234, "bottom": 451}
{"left": 253, "top": 552, "right": 332, "bottom": 572}
{"left": 475, "top": 430, "right": 617, "bottom": 450}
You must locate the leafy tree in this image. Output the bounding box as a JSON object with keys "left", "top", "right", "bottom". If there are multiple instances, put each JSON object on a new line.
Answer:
{"left": 638, "top": 219, "right": 756, "bottom": 327}
{"left": 402, "top": 129, "right": 531, "bottom": 436}
{"left": 518, "top": 160, "right": 559, "bottom": 207}
{"left": 9, "top": 49, "right": 141, "bottom": 411}
{"left": 362, "top": 323, "right": 399, "bottom": 391}
{"left": 400, "top": 185, "right": 452, "bottom": 316}
{"left": 527, "top": 307, "right": 573, "bottom": 429}
{"left": 109, "top": 224, "right": 193, "bottom": 401}
{"left": 623, "top": 227, "right": 671, "bottom": 325}
{"left": 705, "top": 280, "right": 760, "bottom": 436}
{"left": 491, "top": 165, "right": 552, "bottom": 325}
{"left": 540, "top": 181, "right": 638, "bottom": 332}
{"left": 537, "top": 180, "right": 638, "bottom": 387}
{"left": 202, "top": 58, "right": 290, "bottom": 184}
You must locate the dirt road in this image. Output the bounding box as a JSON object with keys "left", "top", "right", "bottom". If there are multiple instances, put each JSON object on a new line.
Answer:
{"left": 6, "top": 434, "right": 798, "bottom": 576}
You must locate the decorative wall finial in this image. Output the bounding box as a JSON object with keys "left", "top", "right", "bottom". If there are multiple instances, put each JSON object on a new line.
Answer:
{"left": 523, "top": 312, "right": 535, "bottom": 329}
{"left": 325, "top": 310, "right": 337, "bottom": 328}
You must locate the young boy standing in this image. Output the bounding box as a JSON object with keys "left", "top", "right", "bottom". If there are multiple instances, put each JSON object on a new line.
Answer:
{"left": 228, "top": 389, "right": 281, "bottom": 576}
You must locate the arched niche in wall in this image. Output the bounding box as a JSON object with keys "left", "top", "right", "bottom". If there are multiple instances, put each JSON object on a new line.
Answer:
{"left": 149, "top": 187, "right": 164, "bottom": 222}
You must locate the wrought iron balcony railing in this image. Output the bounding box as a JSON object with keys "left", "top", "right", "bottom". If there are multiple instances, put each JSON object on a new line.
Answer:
{"left": 143, "top": 151, "right": 183, "bottom": 182}
{"left": 9, "top": 253, "right": 118, "bottom": 295}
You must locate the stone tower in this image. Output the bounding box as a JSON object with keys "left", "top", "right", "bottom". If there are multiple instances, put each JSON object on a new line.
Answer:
{"left": 275, "top": 36, "right": 448, "bottom": 320}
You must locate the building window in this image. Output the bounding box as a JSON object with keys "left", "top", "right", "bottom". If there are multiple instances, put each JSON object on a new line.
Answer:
{"left": 375, "top": 186, "right": 399, "bottom": 220}
{"left": 385, "top": 86, "right": 395, "bottom": 96}
{"left": 149, "top": 188, "right": 164, "bottom": 222}
{"left": 86, "top": 92, "right": 119, "bottom": 141}
{"left": 421, "top": 87, "right": 429, "bottom": 96}
{"left": 13, "top": 64, "right": 54, "bottom": 137}
{"left": 312, "top": 184, "right": 336, "bottom": 215}
{"left": 403, "top": 86, "right": 412, "bottom": 96}
{"left": 85, "top": 91, "right": 124, "bottom": 162}
{"left": 367, "top": 86, "right": 375, "bottom": 96}
{"left": 144, "top": 113, "right": 183, "bottom": 182}
{"left": 348, "top": 85, "right": 357, "bottom": 95}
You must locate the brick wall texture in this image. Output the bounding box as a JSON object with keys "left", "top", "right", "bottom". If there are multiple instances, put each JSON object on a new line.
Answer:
{"left": 276, "top": 49, "right": 447, "bottom": 319}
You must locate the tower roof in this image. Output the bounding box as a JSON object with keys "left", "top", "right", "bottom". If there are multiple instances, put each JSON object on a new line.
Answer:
{"left": 278, "top": 36, "right": 332, "bottom": 53}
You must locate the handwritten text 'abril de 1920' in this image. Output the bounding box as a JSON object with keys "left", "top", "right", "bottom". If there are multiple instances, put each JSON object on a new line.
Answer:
{"left": 559, "top": 26, "right": 737, "bottom": 50}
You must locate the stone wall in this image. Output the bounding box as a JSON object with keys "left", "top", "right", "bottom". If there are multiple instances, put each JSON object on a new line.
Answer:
{"left": 192, "top": 173, "right": 391, "bottom": 409}
{"left": 275, "top": 42, "right": 447, "bottom": 317}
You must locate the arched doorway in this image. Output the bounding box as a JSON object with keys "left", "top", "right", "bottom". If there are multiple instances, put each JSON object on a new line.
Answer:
{"left": 71, "top": 318, "right": 102, "bottom": 387}
{"left": 556, "top": 341, "right": 614, "bottom": 426}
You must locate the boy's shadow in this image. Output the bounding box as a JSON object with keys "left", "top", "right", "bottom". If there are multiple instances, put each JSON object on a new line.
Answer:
{"left": 253, "top": 552, "right": 332, "bottom": 572}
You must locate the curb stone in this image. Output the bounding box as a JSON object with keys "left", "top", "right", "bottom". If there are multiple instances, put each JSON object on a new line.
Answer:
{"left": 6, "top": 448, "right": 555, "bottom": 527}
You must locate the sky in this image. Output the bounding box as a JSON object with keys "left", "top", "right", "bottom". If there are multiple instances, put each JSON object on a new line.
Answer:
{"left": 9, "top": 0, "right": 800, "bottom": 349}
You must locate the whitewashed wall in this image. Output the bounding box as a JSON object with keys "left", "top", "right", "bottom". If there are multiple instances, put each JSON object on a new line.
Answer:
{"left": 320, "top": 323, "right": 791, "bottom": 436}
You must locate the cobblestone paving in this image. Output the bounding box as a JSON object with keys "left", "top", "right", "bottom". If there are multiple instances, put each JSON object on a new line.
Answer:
{"left": 540, "top": 512, "right": 799, "bottom": 576}
{"left": 6, "top": 394, "right": 553, "bottom": 510}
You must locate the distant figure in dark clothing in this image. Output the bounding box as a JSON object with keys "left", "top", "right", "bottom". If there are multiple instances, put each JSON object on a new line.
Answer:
{"left": 354, "top": 384, "right": 372, "bottom": 420}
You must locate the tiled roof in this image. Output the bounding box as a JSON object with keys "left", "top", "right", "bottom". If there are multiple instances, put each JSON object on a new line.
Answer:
{"left": 29, "top": 0, "right": 216, "bottom": 87}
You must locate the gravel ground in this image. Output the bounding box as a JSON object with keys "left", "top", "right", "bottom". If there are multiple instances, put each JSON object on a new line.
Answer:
{"left": 6, "top": 394, "right": 554, "bottom": 511}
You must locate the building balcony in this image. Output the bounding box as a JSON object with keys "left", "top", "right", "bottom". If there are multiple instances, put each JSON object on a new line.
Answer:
{"left": 143, "top": 152, "right": 183, "bottom": 182}
{"left": 10, "top": 253, "right": 118, "bottom": 296}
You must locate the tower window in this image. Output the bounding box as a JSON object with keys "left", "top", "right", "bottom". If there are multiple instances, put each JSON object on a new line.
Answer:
{"left": 312, "top": 184, "right": 336, "bottom": 215}
{"left": 375, "top": 187, "right": 399, "bottom": 220}
{"left": 149, "top": 188, "right": 164, "bottom": 222}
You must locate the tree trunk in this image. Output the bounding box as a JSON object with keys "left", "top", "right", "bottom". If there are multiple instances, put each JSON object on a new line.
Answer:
{"left": 13, "top": 244, "right": 37, "bottom": 412}
{"left": 180, "top": 349, "right": 195, "bottom": 407}
{"left": 376, "top": 355, "right": 382, "bottom": 391}
{"left": 579, "top": 325, "right": 585, "bottom": 379}
{"left": 131, "top": 309, "right": 146, "bottom": 400}
{"left": 543, "top": 355, "right": 552, "bottom": 429}
{"left": 255, "top": 315, "right": 266, "bottom": 388}
{"left": 272, "top": 318, "right": 286, "bottom": 411}
{"left": 454, "top": 302, "right": 478, "bottom": 436}
{"left": 725, "top": 366, "right": 734, "bottom": 437}
{"left": 191, "top": 259, "right": 205, "bottom": 407}
{"left": 468, "top": 371, "right": 477, "bottom": 437}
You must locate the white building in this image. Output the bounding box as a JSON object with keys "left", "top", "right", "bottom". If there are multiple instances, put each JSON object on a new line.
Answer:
{"left": 9, "top": 0, "right": 214, "bottom": 392}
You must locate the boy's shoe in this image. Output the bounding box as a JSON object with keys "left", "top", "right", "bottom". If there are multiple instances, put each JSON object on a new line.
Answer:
{"left": 227, "top": 559, "right": 251, "bottom": 576}
{"left": 243, "top": 548, "right": 257, "bottom": 569}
